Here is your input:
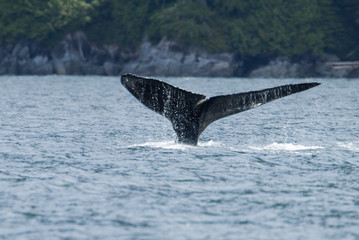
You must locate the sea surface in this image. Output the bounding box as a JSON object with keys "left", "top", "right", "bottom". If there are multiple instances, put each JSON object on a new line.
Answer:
{"left": 0, "top": 76, "right": 358, "bottom": 240}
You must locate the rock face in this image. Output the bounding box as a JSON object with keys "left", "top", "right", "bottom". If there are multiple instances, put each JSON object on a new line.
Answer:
{"left": 249, "top": 57, "right": 300, "bottom": 78}
{"left": 312, "top": 55, "right": 354, "bottom": 78}
{"left": 248, "top": 56, "right": 359, "bottom": 78}
{"left": 0, "top": 31, "right": 120, "bottom": 75}
{"left": 121, "top": 38, "right": 237, "bottom": 77}
{"left": 0, "top": 31, "right": 358, "bottom": 77}
{"left": 0, "top": 33, "right": 237, "bottom": 77}
{"left": 50, "top": 31, "right": 120, "bottom": 75}
{"left": 0, "top": 40, "right": 53, "bottom": 75}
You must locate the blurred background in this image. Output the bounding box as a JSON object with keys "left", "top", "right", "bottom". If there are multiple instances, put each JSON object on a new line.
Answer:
{"left": 0, "top": 0, "right": 358, "bottom": 77}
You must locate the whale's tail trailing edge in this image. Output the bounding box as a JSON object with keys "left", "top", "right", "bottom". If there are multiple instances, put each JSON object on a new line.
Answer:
{"left": 197, "top": 82, "right": 321, "bottom": 135}
{"left": 121, "top": 73, "right": 320, "bottom": 145}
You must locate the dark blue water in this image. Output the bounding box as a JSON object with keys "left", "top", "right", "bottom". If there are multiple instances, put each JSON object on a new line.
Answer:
{"left": 0, "top": 76, "right": 358, "bottom": 239}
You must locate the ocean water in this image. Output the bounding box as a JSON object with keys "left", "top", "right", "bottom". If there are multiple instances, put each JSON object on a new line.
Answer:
{"left": 0, "top": 75, "right": 358, "bottom": 240}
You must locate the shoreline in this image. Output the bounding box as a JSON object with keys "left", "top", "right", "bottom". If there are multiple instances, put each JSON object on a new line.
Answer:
{"left": 1, "top": 31, "right": 358, "bottom": 78}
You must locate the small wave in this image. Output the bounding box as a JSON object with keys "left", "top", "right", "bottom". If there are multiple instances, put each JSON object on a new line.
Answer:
{"left": 198, "top": 140, "right": 223, "bottom": 147}
{"left": 337, "top": 141, "right": 359, "bottom": 152}
{"left": 249, "top": 142, "right": 324, "bottom": 152}
{"left": 126, "top": 141, "right": 193, "bottom": 150}
{"left": 123, "top": 140, "right": 222, "bottom": 150}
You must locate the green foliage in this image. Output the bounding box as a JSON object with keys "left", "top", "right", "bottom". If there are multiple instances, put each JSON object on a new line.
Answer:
{"left": 84, "top": 0, "right": 169, "bottom": 50}
{"left": 110, "top": 0, "right": 154, "bottom": 49}
{"left": 208, "top": 0, "right": 252, "bottom": 18}
{"left": 333, "top": 0, "right": 359, "bottom": 58}
{"left": 147, "top": 1, "right": 228, "bottom": 52}
{"left": 0, "top": 0, "right": 358, "bottom": 59}
{"left": 0, "top": 0, "right": 99, "bottom": 44}
{"left": 212, "top": 0, "right": 342, "bottom": 57}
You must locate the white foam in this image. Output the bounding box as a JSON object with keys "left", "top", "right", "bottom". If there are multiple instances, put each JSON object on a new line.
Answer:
{"left": 249, "top": 142, "right": 324, "bottom": 152}
{"left": 124, "top": 141, "right": 325, "bottom": 153}
{"left": 127, "top": 141, "right": 193, "bottom": 150}
{"left": 124, "top": 140, "right": 222, "bottom": 150}
{"left": 198, "top": 140, "right": 223, "bottom": 147}
{"left": 337, "top": 141, "right": 359, "bottom": 152}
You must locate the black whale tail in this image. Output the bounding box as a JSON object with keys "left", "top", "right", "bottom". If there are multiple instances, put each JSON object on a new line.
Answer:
{"left": 121, "top": 73, "right": 320, "bottom": 145}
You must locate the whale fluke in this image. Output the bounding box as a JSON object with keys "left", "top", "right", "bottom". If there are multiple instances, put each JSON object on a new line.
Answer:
{"left": 121, "top": 73, "right": 320, "bottom": 145}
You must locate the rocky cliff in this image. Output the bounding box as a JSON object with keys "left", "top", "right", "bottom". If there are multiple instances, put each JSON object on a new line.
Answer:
{"left": 0, "top": 31, "right": 357, "bottom": 78}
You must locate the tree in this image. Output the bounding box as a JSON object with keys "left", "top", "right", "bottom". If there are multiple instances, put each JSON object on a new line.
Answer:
{"left": 210, "top": 0, "right": 344, "bottom": 57}
{"left": 0, "top": 0, "right": 357, "bottom": 59}
{"left": 147, "top": 1, "right": 228, "bottom": 52}
{"left": 333, "top": 0, "right": 359, "bottom": 58}
{"left": 0, "top": 0, "right": 99, "bottom": 44}
{"left": 84, "top": 0, "right": 171, "bottom": 49}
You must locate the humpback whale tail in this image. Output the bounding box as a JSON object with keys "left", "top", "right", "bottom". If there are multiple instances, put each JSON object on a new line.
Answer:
{"left": 121, "top": 73, "right": 320, "bottom": 145}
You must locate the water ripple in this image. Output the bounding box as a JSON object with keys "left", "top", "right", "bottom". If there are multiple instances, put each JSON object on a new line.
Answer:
{"left": 0, "top": 76, "right": 358, "bottom": 239}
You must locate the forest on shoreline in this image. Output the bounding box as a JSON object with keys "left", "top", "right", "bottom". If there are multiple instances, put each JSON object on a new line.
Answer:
{"left": 1, "top": 0, "right": 359, "bottom": 60}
